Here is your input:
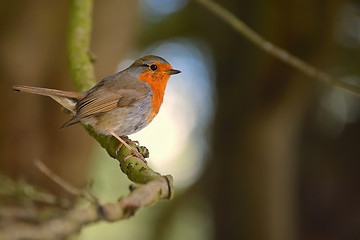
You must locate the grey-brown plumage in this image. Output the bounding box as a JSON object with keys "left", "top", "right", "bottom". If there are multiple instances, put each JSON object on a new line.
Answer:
{"left": 13, "top": 55, "right": 180, "bottom": 137}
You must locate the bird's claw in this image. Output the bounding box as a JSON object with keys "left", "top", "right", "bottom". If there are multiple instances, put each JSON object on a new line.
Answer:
{"left": 115, "top": 143, "right": 123, "bottom": 155}
{"left": 123, "top": 149, "right": 147, "bottom": 163}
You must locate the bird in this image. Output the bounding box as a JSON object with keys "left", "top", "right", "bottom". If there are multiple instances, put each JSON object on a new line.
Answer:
{"left": 13, "top": 55, "right": 181, "bottom": 162}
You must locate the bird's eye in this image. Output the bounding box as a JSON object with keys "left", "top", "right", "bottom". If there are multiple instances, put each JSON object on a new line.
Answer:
{"left": 150, "top": 64, "right": 158, "bottom": 71}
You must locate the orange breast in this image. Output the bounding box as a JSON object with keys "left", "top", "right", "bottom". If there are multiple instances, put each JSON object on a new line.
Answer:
{"left": 139, "top": 70, "right": 170, "bottom": 123}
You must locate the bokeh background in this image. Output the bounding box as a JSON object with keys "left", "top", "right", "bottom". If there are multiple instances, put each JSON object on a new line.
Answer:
{"left": 1, "top": 0, "right": 360, "bottom": 240}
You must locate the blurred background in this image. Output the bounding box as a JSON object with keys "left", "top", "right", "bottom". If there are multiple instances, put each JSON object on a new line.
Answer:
{"left": 1, "top": 0, "right": 360, "bottom": 240}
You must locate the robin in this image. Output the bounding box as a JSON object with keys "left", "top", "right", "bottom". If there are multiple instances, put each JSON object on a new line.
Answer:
{"left": 13, "top": 55, "right": 181, "bottom": 162}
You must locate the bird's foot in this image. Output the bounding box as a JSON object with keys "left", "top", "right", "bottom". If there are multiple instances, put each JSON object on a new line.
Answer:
{"left": 109, "top": 131, "right": 147, "bottom": 163}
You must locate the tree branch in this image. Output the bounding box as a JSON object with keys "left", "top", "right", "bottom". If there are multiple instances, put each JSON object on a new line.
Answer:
{"left": 0, "top": 0, "right": 174, "bottom": 239}
{"left": 195, "top": 0, "right": 360, "bottom": 95}
{"left": 65, "top": 0, "right": 174, "bottom": 231}
{"left": 0, "top": 176, "right": 172, "bottom": 240}
{"left": 0, "top": 156, "right": 173, "bottom": 240}
{"left": 67, "top": 0, "right": 96, "bottom": 91}
{"left": 66, "top": 0, "right": 171, "bottom": 185}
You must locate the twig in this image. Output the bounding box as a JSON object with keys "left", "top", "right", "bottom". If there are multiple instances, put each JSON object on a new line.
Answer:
{"left": 0, "top": 174, "right": 60, "bottom": 206}
{"left": 195, "top": 0, "right": 360, "bottom": 95}
{"left": 34, "top": 159, "right": 95, "bottom": 202}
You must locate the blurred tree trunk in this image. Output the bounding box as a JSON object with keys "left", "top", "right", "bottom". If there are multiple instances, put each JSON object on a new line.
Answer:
{"left": 0, "top": 0, "right": 138, "bottom": 196}
{"left": 195, "top": 0, "right": 345, "bottom": 240}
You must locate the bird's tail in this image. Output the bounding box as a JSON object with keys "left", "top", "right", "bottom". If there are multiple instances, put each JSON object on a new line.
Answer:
{"left": 13, "top": 85, "right": 84, "bottom": 113}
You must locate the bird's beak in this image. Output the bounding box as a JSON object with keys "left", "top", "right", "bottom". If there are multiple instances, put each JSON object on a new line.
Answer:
{"left": 164, "top": 69, "right": 181, "bottom": 75}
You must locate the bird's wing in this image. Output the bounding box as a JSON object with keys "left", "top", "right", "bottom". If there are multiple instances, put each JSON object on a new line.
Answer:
{"left": 61, "top": 82, "right": 149, "bottom": 128}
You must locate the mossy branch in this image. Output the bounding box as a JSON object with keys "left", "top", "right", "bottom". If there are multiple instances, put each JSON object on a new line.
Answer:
{"left": 0, "top": 1, "right": 175, "bottom": 239}
{"left": 1, "top": 2, "right": 174, "bottom": 238}
{"left": 67, "top": 0, "right": 96, "bottom": 91}
{"left": 66, "top": 0, "right": 173, "bottom": 187}
{"left": 85, "top": 125, "right": 173, "bottom": 186}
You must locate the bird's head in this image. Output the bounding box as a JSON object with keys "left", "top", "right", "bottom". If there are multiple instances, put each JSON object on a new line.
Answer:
{"left": 131, "top": 55, "right": 181, "bottom": 86}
